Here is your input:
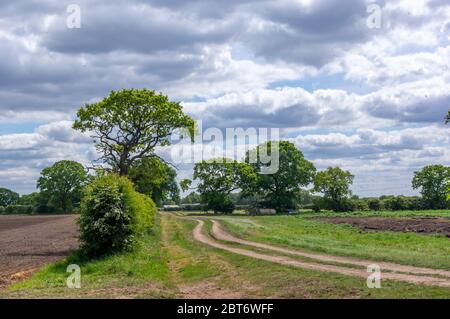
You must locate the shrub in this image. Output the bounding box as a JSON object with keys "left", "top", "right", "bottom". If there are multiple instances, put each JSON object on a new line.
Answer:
{"left": 78, "top": 174, "right": 156, "bottom": 258}
{"left": 311, "top": 197, "right": 326, "bottom": 212}
{"left": 350, "top": 199, "right": 369, "bottom": 211}
{"left": 367, "top": 198, "right": 381, "bottom": 211}
{"left": 3, "top": 205, "right": 34, "bottom": 214}
{"left": 0, "top": 206, "right": 4, "bottom": 214}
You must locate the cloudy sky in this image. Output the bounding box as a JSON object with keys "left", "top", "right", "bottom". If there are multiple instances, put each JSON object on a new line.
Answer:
{"left": 0, "top": 0, "right": 449, "bottom": 196}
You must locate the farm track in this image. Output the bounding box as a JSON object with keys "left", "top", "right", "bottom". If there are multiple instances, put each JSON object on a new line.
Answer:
{"left": 191, "top": 219, "right": 450, "bottom": 288}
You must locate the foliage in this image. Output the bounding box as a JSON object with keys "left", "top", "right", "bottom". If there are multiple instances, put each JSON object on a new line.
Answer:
{"left": 37, "top": 160, "right": 88, "bottom": 213}
{"left": 193, "top": 158, "right": 257, "bottom": 214}
{"left": 78, "top": 174, "right": 156, "bottom": 257}
{"left": 313, "top": 167, "right": 354, "bottom": 212}
{"left": 2, "top": 205, "right": 34, "bottom": 214}
{"left": 18, "top": 192, "right": 56, "bottom": 213}
{"left": 0, "top": 187, "right": 19, "bottom": 207}
{"left": 73, "top": 89, "right": 195, "bottom": 176}
{"left": 245, "top": 141, "right": 316, "bottom": 212}
{"left": 412, "top": 165, "right": 450, "bottom": 209}
{"left": 180, "top": 179, "right": 192, "bottom": 192}
{"left": 129, "top": 156, "right": 180, "bottom": 206}
{"left": 350, "top": 198, "right": 369, "bottom": 211}
{"left": 367, "top": 198, "right": 381, "bottom": 211}
{"left": 180, "top": 192, "right": 202, "bottom": 204}
{"left": 446, "top": 110, "right": 450, "bottom": 124}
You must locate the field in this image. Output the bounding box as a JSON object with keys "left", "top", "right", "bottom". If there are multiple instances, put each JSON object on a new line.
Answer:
{"left": 0, "top": 215, "right": 78, "bottom": 288}
{"left": 0, "top": 210, "right": 449, "bottom": 298}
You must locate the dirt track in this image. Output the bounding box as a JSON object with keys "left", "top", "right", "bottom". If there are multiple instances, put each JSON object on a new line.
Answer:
{"left": 192, "top": 219, "right": 450, "bottom": 288}
{"left": 0, "top": 215, "right": 78, "bottom": 288}
{"left": 316, "top": 217, "right": 450, "bottom": 237}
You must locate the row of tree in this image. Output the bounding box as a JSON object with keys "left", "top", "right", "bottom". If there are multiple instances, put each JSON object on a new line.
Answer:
{"left": 0, "top": 157, "right": 182, "bottom": 214}
{"left": 185, "top": 141, "right": 450, "bottom": 213}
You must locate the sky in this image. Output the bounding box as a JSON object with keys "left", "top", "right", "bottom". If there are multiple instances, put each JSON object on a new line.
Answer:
{"left": 0, "top": 0, "right": 449, "bottom": 196}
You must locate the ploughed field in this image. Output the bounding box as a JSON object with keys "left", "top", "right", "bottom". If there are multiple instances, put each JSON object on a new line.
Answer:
{"left": 0, "top": 215, "right": 78, "bottom": 288}
{"left": 315, "top": 216, "right": 450, "bottom": 237}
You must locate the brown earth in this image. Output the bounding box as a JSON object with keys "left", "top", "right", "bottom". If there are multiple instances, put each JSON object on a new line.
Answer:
{"left": 191, "top": 219, "right": 450, "bottom": 287}
{"left": 316, "top": 217, "right": 450, "bottom": 237}
{"left": 0, "top": 214, "right": 79, "bottom": 288}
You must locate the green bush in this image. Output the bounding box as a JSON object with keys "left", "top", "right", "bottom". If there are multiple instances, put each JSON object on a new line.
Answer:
{"left": 0, "top": 206, "right": 4, "bottom": 214}
{"left": 379, "top": 195, "right": 424, "bottom": 211}
{"left": 78, "top": 174, "right": 156, "bottom": 258}
{"left": 350, "top": 199, "right": 369, "bottom": 211}
{"left": 367, "top": 198, "right": 381, "bottom": 211}
{"left": 2, "top": 205, "right": 34, "bottom": 214}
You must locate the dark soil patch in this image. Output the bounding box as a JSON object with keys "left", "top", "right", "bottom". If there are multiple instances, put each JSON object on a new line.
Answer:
{"left": 316, "top": 217, "right": 450, "bottom": 237}
{"left": 0, "top": 215, "right": 79, "bottom": 288}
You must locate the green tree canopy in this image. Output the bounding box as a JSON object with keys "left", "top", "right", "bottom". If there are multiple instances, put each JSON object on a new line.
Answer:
{"left": 245, "top": 141, "right": 316, "bottom": 212}
{"left": 181, "top": 192, "right": 201, "bottom": 204}
{"left": 18, "top": 192, "right": 55, "bottom": 213}
{"left": 37, "top": 160, "right": 89, "bottom": 213}
{"left": 313, "top": 167, "right": 354, "bottom": 212}
{"left": 0, "top": 187, "right": 19, "bottom": 207}
{"left": 73, "top": 89, "right": 195, "bottom": 176}
{"left": 193, "top": 158, "right": 257, "bottom": 214}
{"left": 129, "top": 156, "right": 180, "bottom": 206}
{"left": 180, "top": 179, "right": 192, "bottom": 192}
{"left": 412, "top": 164, "right": 450, "bottom": 209}
{"left": 446, "top": 110, "right": 449, "bottom": 124}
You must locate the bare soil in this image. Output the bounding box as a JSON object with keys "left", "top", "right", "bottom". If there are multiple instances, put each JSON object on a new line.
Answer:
{"left": 316, "top": 217, "right": 450, "bottom": 237}
{"left": 191, "top": 219, "right": 450, "bottom": 287}
{"left": 0, "top": 214, "right": 79, "bottom": 288}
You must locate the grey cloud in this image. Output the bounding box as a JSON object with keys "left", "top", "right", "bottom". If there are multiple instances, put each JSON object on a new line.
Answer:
{"left": 365, "top": 92, "right": 450, "bottom": 123}
{"left": 239, "top": 0, "right": 373, "bottom": 67}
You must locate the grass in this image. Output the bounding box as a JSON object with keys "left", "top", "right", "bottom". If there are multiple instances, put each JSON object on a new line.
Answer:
{"left": 2, "top": 211, "right": 450, "bottom": 298}
{"left": 215, "top": 211, "right": 450, "bottom": 269}
{"left": 3, "top": 214, "right": 174, "bottom": 298}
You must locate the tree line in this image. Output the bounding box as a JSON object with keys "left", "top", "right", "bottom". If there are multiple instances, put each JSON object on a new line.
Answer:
{"left": 183, "top": 143, "right": 450, "bottom": 214}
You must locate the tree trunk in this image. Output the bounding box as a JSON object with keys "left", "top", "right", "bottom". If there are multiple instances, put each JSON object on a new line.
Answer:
{"left": 119, "top": 152, "right": 129, "bottom": 176}
{"left": 119, "top": 164, "right": 128, "bottom": 176}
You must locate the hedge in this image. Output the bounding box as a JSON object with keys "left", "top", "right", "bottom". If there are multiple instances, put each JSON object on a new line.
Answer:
{"left": 0, "top": 205, "right": 34, "bottom": 214}
{"left": 78, "top": 174, "right": 157, "bottom": 257}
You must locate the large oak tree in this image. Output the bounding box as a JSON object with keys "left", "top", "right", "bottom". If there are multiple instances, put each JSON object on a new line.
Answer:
{"left": 193, "top": 158, "right": 257, "bottom": 214}
{"left": 313, "top": 166, "right": 354, "bottom": 212}
{"left": 73, "top": 89, "right": 195, "bottom": 176}
{"left": 245, "top": 141, "right": 316, "bottom": 212}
